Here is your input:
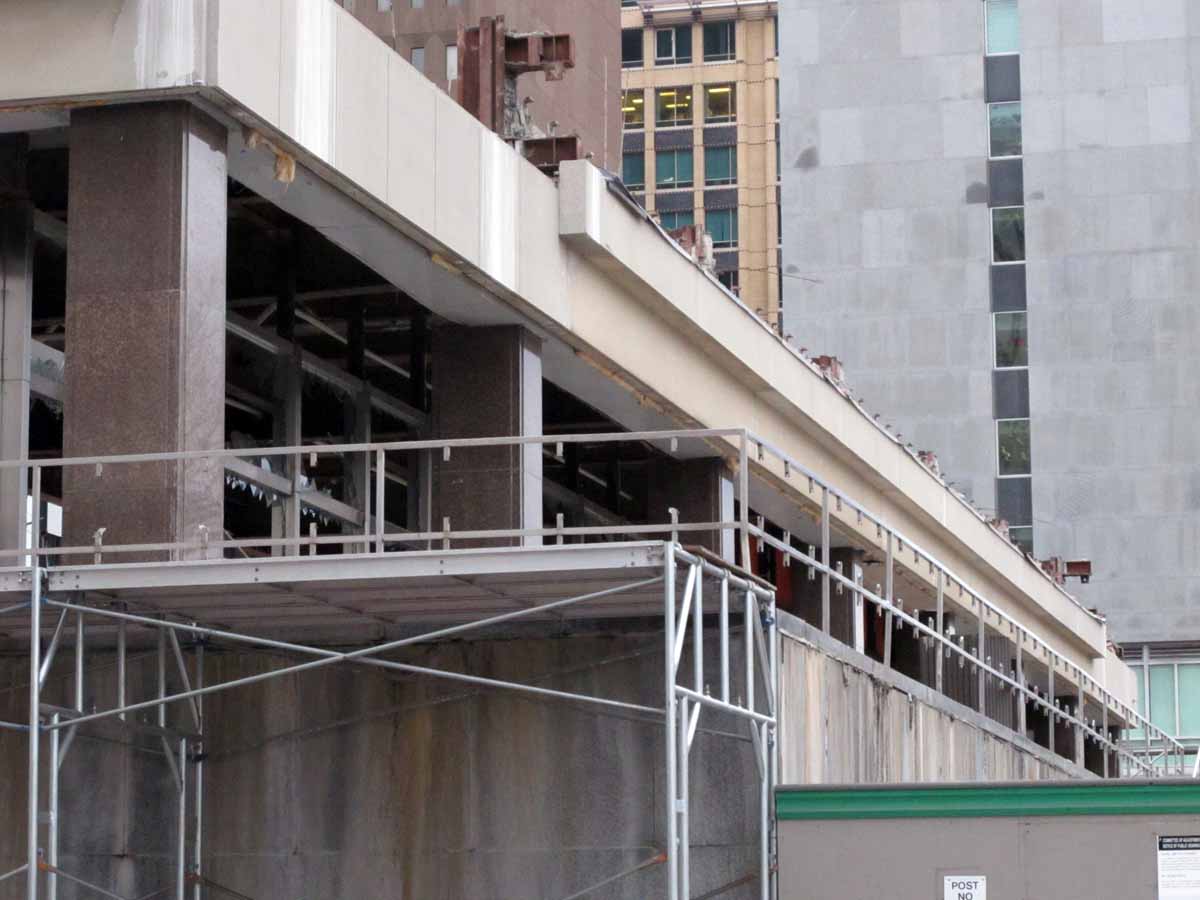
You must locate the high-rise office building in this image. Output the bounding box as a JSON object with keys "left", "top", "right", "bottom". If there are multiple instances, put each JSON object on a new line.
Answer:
{"left": 620, "top": 0, "right": 781, "bottom": 327}
{"left": 780, "top": 0, "right": 1200, "bottom": 752}
{"left": 339, "top": 0, "right": 621, "bottom": 170}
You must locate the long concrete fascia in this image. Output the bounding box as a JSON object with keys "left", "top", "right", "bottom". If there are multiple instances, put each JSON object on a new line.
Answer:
{"left": 0, "top": 2, "right": 1120, "bottom": 686}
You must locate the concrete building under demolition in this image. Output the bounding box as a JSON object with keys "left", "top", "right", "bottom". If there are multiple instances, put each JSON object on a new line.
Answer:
{"left": 337, "top": 0, "right": 622, "bottom": 172}
{"left": 0, "top": 2, "right": 1189, "bottom": 899}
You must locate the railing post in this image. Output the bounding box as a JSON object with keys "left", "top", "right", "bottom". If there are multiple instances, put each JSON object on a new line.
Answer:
{"left": 1076, "top": 674, "right": 1085, "bottom": 768}
{"left": 820, "top": 489, "right": 830, "bottom": 634}
{"left": 935, "top": 571, "right": 944, "bottom": 696}
{"left": 1015, "top": 632, "right": 1025, "bottom": 737}
{"left": 1144, "top": 645, "right": 1152, "bottom": 769}
{"left": 738, "top": 433, "right": 750, "bottom": 570}
{"left": 1101, "top": 697, "right": 1109, "bottom": 778}
{"left": 976, "top": 600, "right": 986, "bottom": 715}
{"left": 719, "top": 575, "right": 730, "bottom": 704}
{"left": 1048, "top": 657, "right": 1056, "bottom": 758}
{"left": 375, "top": 448, "right": 386, "bottom": 553}
{"left": 883, "top": 532, "right": 894, "bottom": 668}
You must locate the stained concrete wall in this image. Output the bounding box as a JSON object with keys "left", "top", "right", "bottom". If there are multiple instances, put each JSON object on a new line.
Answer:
{"left": 0, "top": 633, "right": 761, "bottom": 900}
{"left": 0, "top": 612, "right": 1086, "bottom": 899}
{"left": 778, "top": 615, "right": 1086, "bottom": 784}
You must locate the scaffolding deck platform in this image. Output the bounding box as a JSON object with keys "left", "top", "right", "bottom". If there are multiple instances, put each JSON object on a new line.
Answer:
{"left": 0, "top": 543, "right": 673, "bottom": 648}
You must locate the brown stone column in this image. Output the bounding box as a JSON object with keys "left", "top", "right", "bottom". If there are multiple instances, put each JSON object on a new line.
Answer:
{"left": 646, "top": 457, "right": 734, "bottom": 560}
{"left": 431, "top": 325, "right": 542, "bottom": 546}
{"left": 0, "top": 136, "right": 32, "bottom": 557}
{"left": 63, "top": 103, "right": 227, "bottom": 559}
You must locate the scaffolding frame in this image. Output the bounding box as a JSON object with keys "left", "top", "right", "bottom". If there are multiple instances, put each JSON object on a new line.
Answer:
{"left": 0, "top": 426, "right": 1189, "bottom": 899}
{"left": 5, "top": 536, "right": 777, "bottom": 900}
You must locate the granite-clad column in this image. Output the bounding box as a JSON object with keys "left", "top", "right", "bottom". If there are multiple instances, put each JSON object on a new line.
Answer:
{"left": 646, "top": 457, "right": 735, "bottom": 560}
{"left": 0, "top": 136, "right": 32, "bottom": 556}
{"left": 431, "top": 325, "right": 542, "bottom": 546}
{"left": 63, "top": 103, "right": 227, "bottom": 560}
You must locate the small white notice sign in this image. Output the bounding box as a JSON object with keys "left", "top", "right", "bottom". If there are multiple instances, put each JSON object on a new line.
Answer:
{"left": 1159, "top": 836, "right": 1200, "bottom": 899}
{"left": 943, "top": 875, "right": 986, "bottom": 900}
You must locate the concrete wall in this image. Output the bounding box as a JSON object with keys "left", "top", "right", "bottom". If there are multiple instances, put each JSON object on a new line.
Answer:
{"left": 0, "top": 614, "right": 1085, "bottom": 899}
{"left": 0, "top": 634, "right": 761, "bottom": 900}
{"left": 778, "top": 615, "right": 1087, "bottom": 784}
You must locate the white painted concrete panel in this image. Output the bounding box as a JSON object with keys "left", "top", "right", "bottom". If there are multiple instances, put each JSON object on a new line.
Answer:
{"left": 216, "top": 0, "right": 282, "bottom": 125}
{"left": 478, "top": 131, "right": 519, "bottom": 291}
{"left": 334, "top": 10, "right": 389, "bottom": 200}
{"left": 278, "top": 0, "right": 337, "bottom": 165}
{"left": 385, "top": 53, "right": 437, "bottom": 236}
{"left": 433, "top": 92, "right": 482, "bottom": 265}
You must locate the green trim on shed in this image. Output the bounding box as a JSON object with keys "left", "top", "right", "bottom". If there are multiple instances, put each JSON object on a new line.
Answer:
{"left": 776, "top": 781, "right": 1200, "bottom": 821}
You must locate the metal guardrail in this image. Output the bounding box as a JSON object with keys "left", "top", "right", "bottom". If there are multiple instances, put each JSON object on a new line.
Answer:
{"left": 0, "top": 426, "right": 1188, "bottom": 776}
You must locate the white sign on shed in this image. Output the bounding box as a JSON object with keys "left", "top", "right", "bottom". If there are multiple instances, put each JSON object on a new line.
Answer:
{"left": 944, "top": 875, "right": 987, "bottom": 900}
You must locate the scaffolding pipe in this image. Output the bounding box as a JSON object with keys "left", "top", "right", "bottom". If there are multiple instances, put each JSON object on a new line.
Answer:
{"left": 43, "top": 578, "right": 666, "bottom": 732}
{"left": 176, "top": 738, "right": 187, "bottom": 900}
{"left": 678, "top": 695, "right": 690, "bottom": 900}
{"left": 27, "top": 465, "right": 41, "bottom": 900}
{"left": 36, "top": 610, "right": 67, "bottom": 690}
{"left": 193, "top": 643, "right": 203, "bottom": 900}
{"left": 0, "top": 865, "right": 28, "bottom": 884}
{"left": 663, "top": 546, "right": 678, "bottom": 900}
{"left": 47, "top": 714, "right": 58, "bottom": 900}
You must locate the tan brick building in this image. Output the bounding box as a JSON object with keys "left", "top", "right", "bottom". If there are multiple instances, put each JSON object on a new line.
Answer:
{"left": 620, "top": 0, "right": 780, "bottom": 328}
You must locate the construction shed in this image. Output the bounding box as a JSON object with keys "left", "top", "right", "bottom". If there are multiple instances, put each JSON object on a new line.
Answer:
{"left": 777, "top": 780, "right": 1200, "bottom": 899}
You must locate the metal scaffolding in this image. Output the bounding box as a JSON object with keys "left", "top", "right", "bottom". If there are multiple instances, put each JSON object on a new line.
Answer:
{"left": 0, "top": 427, "right": 1188, "bottom": 899}
{"left": 3, "top": 535, "right": 776, "bottom": 900}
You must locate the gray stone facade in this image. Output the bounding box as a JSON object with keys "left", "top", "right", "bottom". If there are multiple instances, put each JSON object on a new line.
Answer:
{"left": 780, "top": 0, "right": 1200, "bottom": 646}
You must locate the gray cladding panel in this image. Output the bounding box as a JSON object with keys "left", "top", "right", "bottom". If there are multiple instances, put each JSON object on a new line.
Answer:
{"left": 704, "top": 188, "right": 738, "bottom": 210}
{"left": 985, "top": 55, "right": 1021, "bottom": 102}
{"left": 715, "top": 251, "right": 739, "bottom": 273}
{"left": 989, "top": 158, "right": 1024, "bottom": 207}
{"left": 655, "top": 128, "right": 694, "bottom": 151}
{"left": 623, "top": 131, "right": 645, "bottom": 153}
{"left": 996, "top": 475, "right": 1032, "bottom": 526}
{"left": 655, "top": 190, "right": 694, "bottom": 212}
{"left": 704, "top": 125, "right": 738, "bottom": 147}
{"left": 781, "top": 0, "right": 1200, "bottom": 644}
{"left": 993, "top": 368, "right": 1030, "bottom": 418}
{"left": 991, "top": 264, "right": 1026, "bottom": 311}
